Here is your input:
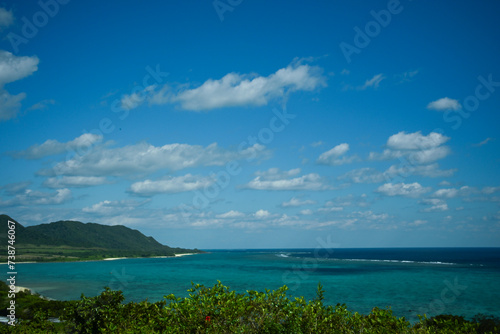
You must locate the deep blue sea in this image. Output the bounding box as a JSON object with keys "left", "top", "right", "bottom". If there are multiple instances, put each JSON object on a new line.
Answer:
{"left": 7, "top": 248, "right": 500, "bottom": 323}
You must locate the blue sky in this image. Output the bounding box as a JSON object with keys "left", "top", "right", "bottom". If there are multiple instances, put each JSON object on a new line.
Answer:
{"left": 1, "top": 0, "right": 499, "bottom": 249}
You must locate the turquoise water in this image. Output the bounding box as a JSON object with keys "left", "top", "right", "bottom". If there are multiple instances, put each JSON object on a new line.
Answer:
{"left": 6, "top": 248, "right": 500, "bottom": 323}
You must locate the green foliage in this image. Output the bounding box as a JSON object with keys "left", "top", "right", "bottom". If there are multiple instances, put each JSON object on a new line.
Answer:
{"left": 6, "top": 280, "right": 499, "bottom": 333}
{"left": 0, "top": 214, "right": 203, "bottom": 262}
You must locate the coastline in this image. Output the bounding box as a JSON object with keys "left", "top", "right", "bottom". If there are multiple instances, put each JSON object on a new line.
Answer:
{"left": 174, "top": 253, "right": 196, "bottom": 257}
{"left": 1, "top": 252, "right": 202, "bottom": 264}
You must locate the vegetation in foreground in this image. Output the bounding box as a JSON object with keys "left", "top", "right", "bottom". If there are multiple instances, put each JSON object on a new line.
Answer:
{"left": 1, "top": 281, "right": 499, "bottom": 333}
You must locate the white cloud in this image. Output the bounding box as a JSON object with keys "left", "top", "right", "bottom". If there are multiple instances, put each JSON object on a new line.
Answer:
{"left": 129, "top": 174, "right": 214, "bottom": 196}
{"left": 369, "top": 131, "right": 451, "bottom": 166}
{"left": 396, "top": 70, "right": 419, "bottom": 83}
{"left": 255, "top": 168, "right": 301, "bottom": 180}
{"left": 482, "top": 186, "right": 500, "bottom": 194}
{"left": 385, "top": 163, "right": 456, "bottom": 178}
{"left": 28, "top": 99, "right": 56, "bottom": 111}
{"left": 281, "top": 197, "right": 316, "bottom": 207}
{"left": 351, "top": 210, "right": 389, "bottom": 221}
{"left": 358, "top": 73, "right": 385, "bottom": 90}
{"left": 299, "top": 209, "right": 313, "bottom": 215}
{"left": 310, "top": 141, "right": 323, "bottom": 147}
{"left": 43, "top": 176, "right": 108, "bottom": 188}
{"left": 432, "top": 186, "right": 480, "bottom": 198}
{"left": 37, "top": 140, "right": 269, "bottom": 177}
{"left": 318, "top": 206, "right": 343, "bottom": 213}
{"left": 376, "top": 182, "right": 431, "bottom": 198}
{"left": 246, "top": 168, "right": 330, "bottom": 191}
{"left": 420, "top": 198, "right": 448, "bottom": 212}
{"left": 408, "top": 219, "right": 427, "bottom": 226}
{"left": 408, "top": 146, "right": 451, "bottom": 164}
{"left": 0, "top": 91, "right": 25, "bottom": 120}
{"left": 13, "top": 133, "right": 103, "bottom": 159}
{"left": 120, "top": 85, "right": 156, "bottom": 110}
{"left": 340, "top": 163, "right": 455, "bottom": 184}
{"left": 216, "top": 210, "right": 245, "bottom": 219}
{"left": 0, "top": 51, "right": 39, "bottom": 121}
{"left": 0, "top": 8, "right": 13, "bottom": 28}
{"left": 473, "top": 137, "right": 493, "bottom": 147}
{"left": 427, "top": 97, "right": 461, "bottom": 111}
{"left": 254, "top": 209, "right": 271, "bottom": 219}
{"left": 122, "top": 62, "right": 326, "bottom": 111}
{"left": 0, "top": 51, "right": 39, "bottom": 86}
{"left": 317, "top": 143, "right": 358, "bottom": 166}
{"left": 340, "top": 167, "right": 388, "bottom": 184}
{"left": 82, "top": 199, "right": 148, "bottom": 216}
{"left": 387, "top": 131, "right": 450, "bottom": 150}
{"left": 0, "top": 188, "right": 72, "bottom": 207}
{"left": 0, "top": 181, "right": 31, "bottom": 196}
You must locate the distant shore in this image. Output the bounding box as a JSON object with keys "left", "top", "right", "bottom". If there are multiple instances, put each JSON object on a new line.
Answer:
{"left": 102, "top": 253, "right": 197, "bottom": 261}
{"left": 1, "top": 252, "right": 202, "bottom": 264}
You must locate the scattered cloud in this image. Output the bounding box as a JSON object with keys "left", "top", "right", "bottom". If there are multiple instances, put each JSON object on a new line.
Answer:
{"left": 254, "top": 209, "right": 272, "bottom": 219}
{"left": 420, "top": 198, "right": 448, "bottom": 212}
{"left": 27, "top": 99, "right": 56, "bottom": 111}
{"left": 408, "top": 219, "right": 427, "bottom": 226}
{"left": 387, "top": 131, "right": 449, "bottom": 150}
{"left": 358, "top": 73, "right": 385, "bottom": 90}
{"left": 369, "top": 131, "right": 451, "bottom": 165}
{"left": 317, "top": 143, "right": 358, "bottom": 166}
{"left": 43, "top": 176, "right": 109, "bottom": 188}
{"left": 216, "top": 210, "right": 245, "bottom": 219}
{"left": 246, "top": 168, "right": 331, "bottom": 191}
{"left": 473, "top": 137, "right": 493, "bottom": 147}
{"left": 281, "top": 197, "right": 316, "bottom": 207}
{"left": 82, "top": 199, "right": 149, "bottom": 216}
{"left": 439, "top": 180, "right": 452, "bottom": 187}
{"left": 340, "top": 163, "right": 456, "bottom": 184}
{"left": 0, "top": 181, "right": 32, "bottom": 196}
{"left": 318, "top": 206, "right": 343, "bottom": 213}
{"left": 36, "top": 139, "right": 270, "bottom": 177}
{"left": 12, "top": 133, "right": 103, "bottom": 160}
{"left": 427, "top": 97, "right": 461, "bottom": 111}
{"left": 0, "top": 8, "right": 13, "bottom": 28}
{"left": 432, "top": 186, "right": 475, "bottom": 198}
{"left": 121, "top": 61, "right": 326, "bottom": 111}
{"left": 0, "top": 188, "right": 72, "bottom": 207}
{"left": 376, "top": 182, "right": 431, "bottom": 198}
{"left": 129, "top": 174, "right": 214, "bottom": 196}
{"left": 396, "top": 70, "right": 419, "bottom": 83}
{"left": 310, "top": 141, "right": 324, "bottom": 147}
{"left": 0, "top": 51, "right": 39, "bottom": 121}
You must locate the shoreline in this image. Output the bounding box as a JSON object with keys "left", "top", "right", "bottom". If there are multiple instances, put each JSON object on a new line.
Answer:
{"left": 1, "top": 253, "right": 202, "bottom": 264}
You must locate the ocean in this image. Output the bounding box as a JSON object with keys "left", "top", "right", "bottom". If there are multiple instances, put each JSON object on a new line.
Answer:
{"left": 8, "top": 248, "right": 500, "bottom": 323}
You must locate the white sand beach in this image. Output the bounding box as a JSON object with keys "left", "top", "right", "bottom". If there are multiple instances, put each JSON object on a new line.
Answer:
{"left": 103, "top": 257, "right": 128, "bottom": 261}
{"left": 15, "top": 286, "right": 32, "bottom": 293}
{"left": 174, "top": 253, "right": 196, "bottom": 257}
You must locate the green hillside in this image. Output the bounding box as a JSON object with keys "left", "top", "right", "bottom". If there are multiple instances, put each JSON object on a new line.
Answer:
{"left": 0, "top": 214, "right": 202, "bottom": 262}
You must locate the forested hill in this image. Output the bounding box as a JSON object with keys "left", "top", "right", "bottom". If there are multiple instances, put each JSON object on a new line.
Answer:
{"left": 0, "top": 214, "right": 203, "bottom": 262}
